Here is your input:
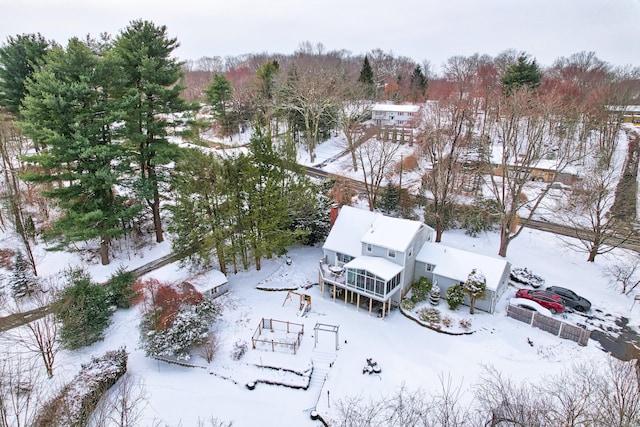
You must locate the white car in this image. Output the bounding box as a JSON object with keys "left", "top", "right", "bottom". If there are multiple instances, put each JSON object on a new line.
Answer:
{"left": 509, "top": 297, "right": 553, "bottom": 316}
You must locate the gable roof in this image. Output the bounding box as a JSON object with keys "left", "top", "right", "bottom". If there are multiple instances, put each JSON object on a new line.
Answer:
{"left": 322, "top": 206, "right": 378, "bottom": 257}
{"left": 183, "top": 270, "right": 228, "bottom": 294}
{"left": 416, "top": 242, "right": 510, "bottom": 291}
{"left": 323, "top": 206, "right": 429, "bottom": 256}
{"left": 361, "top": 215, "right": 426, "bottom": 253}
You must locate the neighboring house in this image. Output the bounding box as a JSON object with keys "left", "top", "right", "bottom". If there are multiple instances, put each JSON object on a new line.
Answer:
{"left": 415, "top": 242, "right": 510, "bottom": 314}
{"left": 320, "top": 206, "right": 511, "bottom": 316}
{"left": 371, "top": 103, "right": 420, "bottom": 128}
{"left": 492, "top": 158, "right": 580, "bottom": 185}
{"left": 181, "top": 270, "right": 229, "bottom": 300}
{"left": 320, "top": 206, "right": 434, "bottom": 317}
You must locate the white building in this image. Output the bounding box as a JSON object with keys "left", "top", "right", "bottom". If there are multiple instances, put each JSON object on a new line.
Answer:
{"left": 371, "top": 103, "right": 421, "bottom": 128}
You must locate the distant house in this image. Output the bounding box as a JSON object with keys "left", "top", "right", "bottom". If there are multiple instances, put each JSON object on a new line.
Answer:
{"left": 415, "top": 242, "right": 510, "bottom": 314}
{"left": 371, "top": 103, "right": 420, "bottom": 128}
{"left": 181, "top": 270, "right": 229, "bottom": 300}
{"left": 320, "top": 206, "right": 510, "bottom": 316}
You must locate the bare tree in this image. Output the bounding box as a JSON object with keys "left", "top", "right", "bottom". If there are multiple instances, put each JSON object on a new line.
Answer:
{"left": 0, "top": 115, "right": 37, "bottom": 275}
{"left": 9, "top": 279, "right": 59, "bottom": 377}
{"left": 591, "top": 357, "right": 640, "bottom": 427}
{"left": 606, "top": 259, "right": 640, "bottom": 295}
{"left": 482, "top": 88, "right": 582, "bottom": 257}
{"left": 278, "top": 60, "right": 346, "bottom": 162}
{"left": 418, "top": 94, "right": 476, "bottom": 242}
{"left": 336, "top": 94, "right": 374, "bottom": 172}
{"left": 0, "top": 353, "right": 45, "bottom": 427}
{"left": 89, "top": 373, "right": 149, "bottom": 427}
{"left": 197, "top": 331, "right": 222, "bottom": 363}
{"left": 355, "top": 138, "right": 401, "bottom": 211}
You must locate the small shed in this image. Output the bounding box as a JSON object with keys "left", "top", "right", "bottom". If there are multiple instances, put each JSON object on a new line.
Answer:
{"left": 415, "top": 242, "right": 511, "bottom": 314}
{"left": 181, "top": 270, "right": 229, "bottom": 300}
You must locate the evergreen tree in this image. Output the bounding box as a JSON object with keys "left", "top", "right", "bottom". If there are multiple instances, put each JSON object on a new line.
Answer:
{"left": 20, "top": 38, "right": 141, "bottom": 265}
{"left": 55, "top": 268, "right": 111, "bottom": 350}
{"left": 113, "top": 19, "right": 193, "bottom": 244}
{"left": 10, "top": 251, "right": 37, "bottom": 298}
{"left": 502, "top": 54, "right": 542, "bottom": 94}
{"left": 409, "top": 64, "right": 427, "bottom": 101}
{"left": 446, "top": 284, "right": 465, "bottom": 310}
{"left": 0, "top": 33, "right": 51, "bottom": 115}
{"left": 105, "top": 266, "right": 138, "bottom": 309}
{"left": 463, "top": 269, "right": 487, "bottom": 314}
{"left": 358, "top": 56, "right": 375, "bottom": 99}
{"left": 205, "top": 73, "right": 237, "bottom": 136}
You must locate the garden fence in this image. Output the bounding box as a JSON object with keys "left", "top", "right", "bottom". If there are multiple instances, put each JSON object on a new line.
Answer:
{"left": 507, "top": 304, "right": 590, "bottom": 346}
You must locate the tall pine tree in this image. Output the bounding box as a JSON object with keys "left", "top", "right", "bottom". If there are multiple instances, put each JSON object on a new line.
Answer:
{"left": 502, "top": 54, "right": 542, "bottom": 94}
{"left": 113, "top": 20, "right": 193, "bottom": 243}
{"left": 20, "top": 38, "right": 140, "bottom": 265}
{"left": 358, "top": 55, "right": 375, "bottom": 98}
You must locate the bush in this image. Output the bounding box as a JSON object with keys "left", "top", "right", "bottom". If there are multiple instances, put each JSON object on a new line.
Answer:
{"left": 455, "top": 198, "right": 500, "bottom": 237}
{"left": 232, "top": 340, "right": 248, "bottom": 361}
{"left": 56, "top": 268, "right": 111, "bottom": 350}
{"left": 459, "top": 318, "right": 472, "bottom": 330}
{"left": 418, "top": 307, "right": 441, "bottom": 324}
{"left": 411, "top": 277, "right": 432, "bottom": 303}
{"left": 446, "top": 284, "right": 465, "bottom": 310}
{"left": 105, "top": 266, "right": 138, "bottom": 309}
{"left": 401, "top": 298, "right": 416, "bottom": 311}
{"left": 442, "top": 315, "right": 453, "bottom": 328}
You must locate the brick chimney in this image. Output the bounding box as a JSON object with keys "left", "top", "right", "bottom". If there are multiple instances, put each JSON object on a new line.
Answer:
{"left": 329, "top": 203, "right": 340, "bottom": 229}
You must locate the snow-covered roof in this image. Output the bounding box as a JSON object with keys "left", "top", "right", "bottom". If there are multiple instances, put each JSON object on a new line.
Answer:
{"left": 323, "top": 206, "right": 429, "bottom": 255}
{"left": 372, "top": 103, "right": 420, "bottom": 113}
{"left": 344, "top": 255, "right": 404, "bottom": 281}
{"left": 323, "top": 206, "right": 378, "bottom": 257}
{"left": 416, "top": 242, "right": 509, "bottom": 291}
{"left": 184, "top": 270, "right": 228, "bottom": 294}
{"left": 361, "top": 214, "right": 427, "bottom": 253}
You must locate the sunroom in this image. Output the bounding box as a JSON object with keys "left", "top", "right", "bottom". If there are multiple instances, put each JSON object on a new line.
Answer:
{"left": 319, "top": 255, "right": 404, "bottom": 318}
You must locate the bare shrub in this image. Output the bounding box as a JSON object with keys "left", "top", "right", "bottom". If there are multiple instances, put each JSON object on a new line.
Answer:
{"left": 198, "top": 332, "right": 222, "bottom": 363}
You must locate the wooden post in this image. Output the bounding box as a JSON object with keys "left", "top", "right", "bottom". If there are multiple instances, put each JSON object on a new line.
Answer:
{"left": 344, "top": 289, "right": 348, "bottom": 306}
{"left": 382, "top": 301, "right": 386, "bottom": 319}
{"left": 319, "top": 271, "right": 324, "bottom": 297}
{"left": 356, "top": 293, "right": 360, "bottom": 311}
{"left": 369, "top": 298, "right": 373, "bottom": 315}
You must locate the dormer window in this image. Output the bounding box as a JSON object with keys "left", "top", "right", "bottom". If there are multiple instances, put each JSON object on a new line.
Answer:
{"left": 388, "top": 249, "right": 396, "bottom": 259}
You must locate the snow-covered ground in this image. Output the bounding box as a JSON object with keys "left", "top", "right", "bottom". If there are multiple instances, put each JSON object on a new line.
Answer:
{"left": 2, "top": 125, "right": 639, "bottom": 426}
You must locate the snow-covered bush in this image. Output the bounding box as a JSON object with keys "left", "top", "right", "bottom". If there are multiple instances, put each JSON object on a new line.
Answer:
{"left": 140, "top": 284, "right": 221, "bottom": 361}
{"left": 464, "top": 269, "right": 487, "bottom": 314}
{"left": 446, "top": 284, "right": 465, "bottom": 310}
{"left": 418, "top": 307, "right": 441, "bottom": 324}
{"left": 410, "top": 277, "right": 432, "bottom": 302}
{"left": 510, "top": 267, "right": 545, "bottom": 288}
{"left": 459, "top": 318, "right": 472, "bottom": 330}
{"left": 232, "top": 340, "right": 248, "bottom": 361}
{"left": 401, "top": 298, "right": 416, "bottom": 311}
{"left": 442, "top": 315, "right": 453, "bottom": 328}
{"left": 34, "top": 348, "right": 127, "bottom": 427}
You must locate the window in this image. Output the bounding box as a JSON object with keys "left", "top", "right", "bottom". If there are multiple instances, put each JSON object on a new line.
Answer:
{"left": 426, "top": 263, "right": 433, "bottom": 272}
{"left": 388, "top": 249, "right": 396, "bottom": 259}
{"left": 337, "top": 252, "right": 354, "bottom": 263}
{"left": 366, "top": 244, "right": 372, "bottom": 253}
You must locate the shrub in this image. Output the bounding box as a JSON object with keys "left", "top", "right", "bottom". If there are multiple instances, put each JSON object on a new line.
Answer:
{"left": 401, "top": 298, "right": 416, "bottom": 311}
{"left": 232, "top": 340, "right": 248, "bottom": 361}
{"left": 459, "top": 318, "right": 472, "bottom": 330}
{"left": 418, "top": 307, "right": 441, "bottom": 324}
{"left": 446, "top": 284, "right": 465, "bottom": 310}
{"left": 105, "top": 266, "right": 138, "bottom": 309}
{"left": 442, "top": 315, "right": 453, "bottom": 328}
{"left": 411, "top": 277, "right": 432, "bottom": 303}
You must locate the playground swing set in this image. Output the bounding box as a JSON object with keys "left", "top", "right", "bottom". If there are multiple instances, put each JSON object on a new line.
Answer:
{"left": 282, "top": 290, "right": 312, "bottom": 317}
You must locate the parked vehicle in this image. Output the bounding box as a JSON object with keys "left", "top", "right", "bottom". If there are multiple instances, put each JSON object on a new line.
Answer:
{"left": 515, "top": 289, "right": 565, "bottom": 314}
{"left": 545, "top": 286, "right": 591, "bottom": 312}
{"left": 509, "top": 297, "right": 553, "bottom": 317}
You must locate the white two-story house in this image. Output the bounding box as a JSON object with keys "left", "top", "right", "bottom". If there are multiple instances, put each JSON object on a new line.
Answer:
{"left": 371, "top": 103, "right": 421, "bottom": 128}
{"left": 320, "top": 206, "right": 510, "bottom": 317}
{"left": 320, "top": 206, "right": 434, "bottom": 318}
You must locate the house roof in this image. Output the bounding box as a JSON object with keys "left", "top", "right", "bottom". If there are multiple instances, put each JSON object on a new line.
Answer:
{"left": 323, "top": 206, "right": 429, "bottom": 256}
{"left": 372, "top": 103, "right": 420, "bottom": 113}
{"left": 416, "top": 242, "right": 510, "bottom": 291}
{"left": 344, "top": 255, "right": 404, "bottom": 281}
{"left": 361, "top": 215, "right": 426, "bottom": 253}
{"left": 323, "top": 206, "right": 378, "bottom": 257}
{"left": 183, "top": 270, "right": 228, "bottom": 294}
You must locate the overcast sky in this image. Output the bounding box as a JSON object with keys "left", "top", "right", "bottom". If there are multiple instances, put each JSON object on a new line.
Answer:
{"left": 2, "top": 0, "right": 639, "bottom": 72}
